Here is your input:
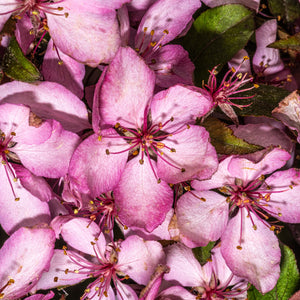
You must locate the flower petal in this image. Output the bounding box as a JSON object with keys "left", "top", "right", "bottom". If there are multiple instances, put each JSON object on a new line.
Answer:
{"left": 0, "top": 226, "right": 55, "bottom": 300}
{"left": 176, "top": 191, "right": 228, "bottom": 246}
{"left": 221, "top": 209, "right": 281, "bottom": 293}
{"left": 114, "top": 156, "right": 173, "bottom": 232}
{"left": 98, "top": 47, "right": 155, "bottom": 128}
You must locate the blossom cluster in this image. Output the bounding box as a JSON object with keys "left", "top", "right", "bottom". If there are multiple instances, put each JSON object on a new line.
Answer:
{"left": 0, "top": 0, "right": 299, "bottom": 300}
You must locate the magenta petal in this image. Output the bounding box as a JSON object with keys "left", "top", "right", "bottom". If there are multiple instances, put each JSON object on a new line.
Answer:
{"left": 14, "top": 120, "right": 80, "bottom": 178}
{"left": 68, "top": 131, "right": 128, "bottom": 197}
{"left": 99, "top": 47, "right": 155, "bottom": 128}
{"left": 221, "top": 209, "right": 281, "bottom": 293}
{"left": 253, "top": 20, "right": 284, "bottom": 76}
{"left": 46, "top": 0, "right": 129, "bottom": 67}
{"left": 156, "top": 125, "right": 218, "bottom": 183}
{"left": 0, "top": 81, "right": 90, "bottom": 132}
{"left": 202, "top": 0, "right": 260, "bottom": 11}
{"left": 176, "top": 191, "right": 228, "bottom": 246}
{"left": 0, "top": 226, "right": 55, "bottom": 300}
{"left": 118, "top": 235, "right": 165, "bottom": 285}
{"left": 136, "top": 0, "right": 201, "bottom": 51}
{"left": 15, "top": 16, "right": 35, "bottom": 54}
{"left": 147, "top": 45, "right": 195, "bottom": 88}
{"left": 114, "top": 156, "right": 173, "bottom": 232}
{"left": 151, "top": 85, "right": 213, "bottom": 132}
{"left": 0, "top": 164, "right": 50, "bottom": 235}
{"left": 264, "top": 169, "right": 300, "bottom": 223}
{"left": 24, "top": 291, "right": 55, "bottom": 300}
{"left": 42, "top": 39, "right": 85, "bottom": 98}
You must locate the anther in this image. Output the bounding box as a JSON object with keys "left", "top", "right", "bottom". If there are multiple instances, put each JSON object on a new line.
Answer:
{"left": 54, "top": 277, "right": 58, "bottom": 282}
{"left": 15, "top": 197, "right": 20, "bottom": 201}
{"left": 181, "top": 168, "right": 186, "bottom": 173}
{"left": 105, "top": 149, "right": 110, "bottom": 155}
{"left": 236, "top": 245, "right": 242, "bottom": 250}
{"left": 170, "top": 148, "right": 176, "bottom": 152}
{"left": 139, "top": 159, "right": 144, "bottom": 165}
{"left": 132, "top": 150, "right": 139, "bottom": 156}
{"left": 157, "top": 178, "right": 161, "bottom": 184}
{"left": 58, "top": 60, "right": 63, "bottom": 66}
{"left": 253, "top": 225, "right": 257, "bottom": 230}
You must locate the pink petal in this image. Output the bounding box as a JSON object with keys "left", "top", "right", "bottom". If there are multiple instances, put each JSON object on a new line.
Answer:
{"left": 35, "top": 250, "right": 90, "bottom": 290}
{"left": 0, "top": 81, "right": 90, "bottom": 132}
{"left": 221, "top": 209, "right": 281, "bottom": 293}
{"left": 0, "top": 0, "right": 18, "bottom": 32}
{"left": 136, "top": 0, "right": 201, "bottom": 52}
{"left": 13, "top": 164, "right": 54, "bottom": 202}
{"left": 60, "top": 218, "right": 105, "bottom": 256}
{"left": 0, "top": 163, "right": 50, "bottom": 235}
{"left": 228, "top": 49, "right": 252, "bottom": 75}
{"left": 0, "top": 226, "right": 55, "bottom": 300}
{"left": 164, "top": 243, "right": 208, "bottom": 286}
{"left": 253, "top": 19, "right": 284, "bottom": 76}
{"left": 264, "top": 168, "right": 300, "bottom": 223}
{"left": 158, "top": 286, "right": 195, "bottom": 299}
{"left": 151, "top": 85, "right": 213, "bottom": 132}
{"left": 14, "top": 120, "right": 80, "bottom": 178}
{"left": 114, "top": 156, "right": 173, "bottom": 232}
{"left": 24, "top": 291, "right": 55, "bottom": 300}
{"left": 176, "top": 191, "right": 228, "bottom": 246}
{"left": 228, "top": 148, "right": 291, "bottom": 184}
{"left": 15, "top": 15, "right": 35, "bottom": 54}
{"left": 118, "top": 235, "right": 165, "bottom": 285}
{"left": 68, "top": 131, "right": 128, "bottom": 197}
{"left": 42, "top": 39, "right": 85, "bottom": 98}
{"left": 98, "top": 47, "right": 155, "bottom": 128}
{"left": 156, "top": 125, "right": 218, "bottom": 183}
{"left": 147, "top": 44, "right": 195, "bottom": 88}
{"left": 47, "top": 0, "right": 129, "bottom": 67}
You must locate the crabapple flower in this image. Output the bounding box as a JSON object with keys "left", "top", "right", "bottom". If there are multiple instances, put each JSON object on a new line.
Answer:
{"left": 120, "top": 0, "right": 201, "bottom": 87}
{"left": 69, "top": 47, "right": 217, "bottom": 231}
{"left": 176, "top": 148, "right": 300, "bottom": 292}
{"left": 164, "top": 243, "right": 248, "bottom": 299}
{"left": 36, "top": 218, "right": 165, "bottom": 300}
{"left": 0, "top": 0, "right": 130, "bottom": 66}
{"left": 0, "top": 226, "right": 55, "bottom": 300}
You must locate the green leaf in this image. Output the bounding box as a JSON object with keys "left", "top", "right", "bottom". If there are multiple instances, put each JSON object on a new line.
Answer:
{"left": 2, "top": 36, "right": 41, "bottom": 82}
{"left": 192, "top": 241, "right": 215, "bottom": 266}
{"left": 200, "top": 117, "right": 264, "bottom": 155}
{"left": 268, "top": 0, "right": 300, "bottom": 23}
{"left": 247, "top": 244, "right": 300, "bottom": 300}
{"left": 179, "top": 4, "right": 254, "bottom": 84}
{"left": 269, "top": 32, "right": 300, "bottom": 53}
{"left": 234, "top": 84, "right": 290, "bottom": 118}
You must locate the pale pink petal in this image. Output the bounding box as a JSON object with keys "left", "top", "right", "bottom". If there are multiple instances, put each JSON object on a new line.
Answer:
{"left": 68, "top": 131, "right": 128, "bottom": 197}
{"left": 221, "top": 209, "right": 281, "bottom": 293}
{"left": 202, "top": 0, "right": 260, "bottom": 11}
{"left": 272, "top": 91, "right": 300, "bottom": 143}
{"left": 176, "top": 191, "right": 228, "bottom": 247}
{"left": 147, "top": 45, "right": 195, "bottom": 88}
{"left": 118, "top": 235, "right": 165, "bottom": 285}
{"left": 42, "top": 39, "right": 85, "bottom": 98}
{"left": 151, "top": 85, "right": 213, "bottom": 132}
{"left": 253, "top": 20, "right": 284, "bottom": 76}
{"left": 24, "top": 291, "right": 54, "bottom": 300}
{"left": 228, "top": 148, "right": 291, "bottom": 184}
{"left": 0, "top": 163, "right": 50, "bottom": 235}
{"left": 85, "top": 285, "right": 116, "bottom": 300}
{"left": 99, "top": 47, "right": 155, "bottom": 128}
{"left": 0, "top": 81, "right": 90, "bottom": 132}
{"left": 114, "top": 156, "right": 173, "bottom": 232}
{"left": 14, "top": 120, "right": 80, "bottom": 178}
{"left": 164, "top": 243, "right": 208, "bottom": 286}
{"left": 0, "top": 226, "right": 55, "bottom": 300}
{"left": 264, "top": 169, "right": 300, "bottom": 223}
{"left": 13, "top": 164, "right": 54, "bottom": 202}
{"left": 136, "top": 0, "right": 201, "bottom": 52}
{"left": 116, "top": 282, "right": 138, "bottom": 300}
{"left": 156, "top": 125, "right": 218, "bottom": 183}
{"left": 35, "top": 250, "right": 90, "bottom": 290}
{"left": 46, "top": 0, "right": 129, "bottom": 67}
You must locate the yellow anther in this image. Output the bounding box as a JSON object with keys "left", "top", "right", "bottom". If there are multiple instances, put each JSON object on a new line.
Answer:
{"left": 156, "top": 142, "right": 165, "bottom": 149}
{"left": 15, "top": 197, "right": 20, "bottom": 201}
{"left": 54, "top": 277, "right": 58, "bottom": 282}
{"left": 237, "top": 73, "right": 243, "bottom": 79}
{"left": 84, "top": 288, "right": 90, "bottom": 293}
{"left": 270, "top": 225, "right": 275, "bottom": 231}
{"left": 98, "top": 135, "right": 102, "bottom": 141}
{"left": 139, "top": 159, "right": 144, "bottom": 165}
{"left": 73, "top": 208, "right": 79, "bottom": 214}
{"left": 64, "top": 12, "right": 69, "bottom": 18}
{"left": 104, "top": 291, "right": 108, "bottom": 297}
{"left": 184, "top": 186, "right": 191, "bottom": 191}
{"left": 187, "top": 124, "right": 190, "bottom": 129}
{"left": 226, "top": 197, "right": 231, "bottom": 203}
{"left": 57, "top": 6, "right": 64, "bottom": 11}
{"left": 13, "top": 177, "right": 17, "bottom": 182}
{"left": 200, "top": 197, "right": 206, "bottom": 202}
{"left": 10, "top": 132, "right": 16, "bottom": 136}
{"left": 105, "top": 149, "right": 110, "bottom": 155}
{"left": 4, "top": 150, "right": 9, "bottom": 154}
{"left": 29, "top": 29, "right": 35, "bottom": 35}
{"left": 132, "top": 150, "right": 139, "bottom": 156}
{"left": 144, "top": 27, "right": 148, "bottom": 32}
{"left": 43, "top": 24, "right": 49, "bottom": 31}
{"left": 243, "top": 55, "right": 249, "bottom": 60}
{"left": 254, "top": 83, "right": 260, "bottom": 88}
{"left": 58, "top": 60, "right": 63, "bottom": 66}
{"left": 163, "top": 29, "right": 169, "bottom": 34}
{"left": 151, "top": 41, "right": 157, "bottom": 47}
{"left": 124, "top": 225, "right": 128, "bottom": 230}
{"left": 74, "top": 270, "right": 79, "bottom": 274}
{"left": 150, "top": 30, "right": 154, "bottom": 36}
{"left": 253, "top": 225, "right": 257, "bottom": 230}
{"left": 65, "top": 269, "right": 69, "bottom": 274}
{"left": 236, "top": 245, "right": 242, "bottom": 250}
{"left": 0, "top": 293, "right": 4, "bottom": 298}
{"left": 114, "top": 123, "right": 120, "bottom": 129}
{"left": 170, "top": 148, "right": 176, "bottom": 152}
{"left": 278, "top": 213, "right": 282, "bottom": 217}
{"left": 157, "top": 178, "right": 161, "bottom": 184}
{"left": 90, "top": 241, "right": 95, "bottom": 246}
{"left": 32, "top": 10, "right": 38, "bottom": 15}
{"left": 181, "top": 168, "right": 186, "bottom": 173}
{"left": 289, "top": 185, "right": 293, "bottom": 189}
{"left": 231, "top": 67, "right": 236, "bottom": 73}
